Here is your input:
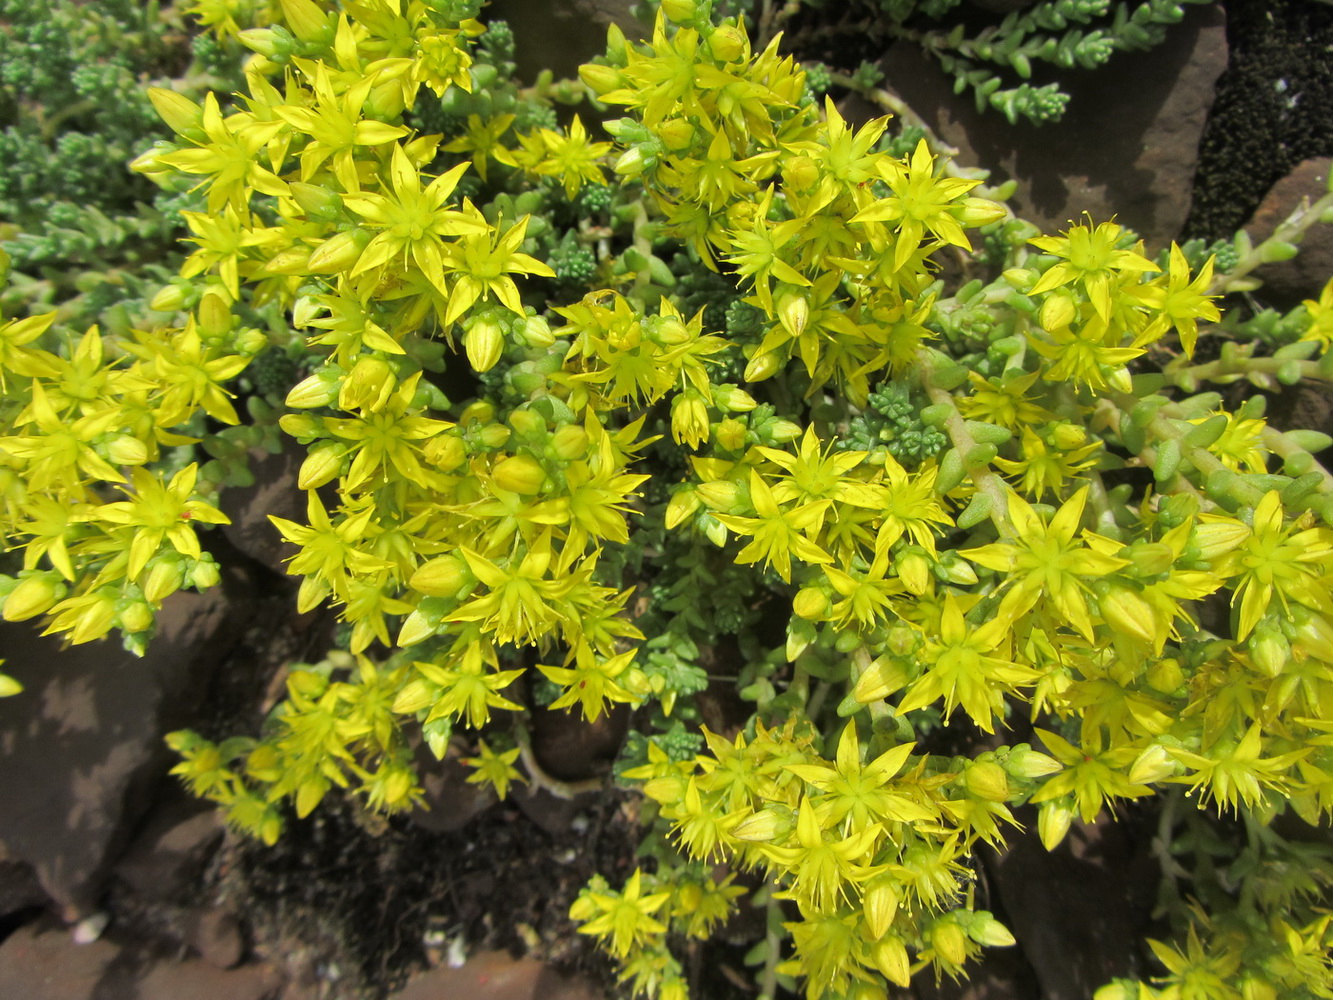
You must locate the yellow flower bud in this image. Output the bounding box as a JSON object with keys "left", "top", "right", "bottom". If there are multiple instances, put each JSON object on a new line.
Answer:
{"left": 409, "top": 554, "right": 471, "bottom": 597}
{"left": 298, "top": 443, "right": 345, "bottom": 490}
{"left": 730, "top": 807, "right": 791, "bottom": 842}
{"left": 464, "top": 316, "right": 505, "bottom": 372}
{"left": 549, "top": 425, "right": 588, "bottom": 461}
{"left": 286, "top": 372, "right": 336, "bottom": 409}
{"left": 929, "top": 919, "right": 968, "bottom": 968}
{"left": 1098, "top": 584, "right": 1158, "bottom": 647}
{"left": 872, "top": 935, "right": 910, "bottom": 987}
{"left": 105, "top": 435, "right": 149, "bottom": 466}
{"left": 767, "top": 419, "right": 802, "bottom": 443}
{"left": 189, "top": 558, "right": 220, "bottom": 590}
{"left": 1128, "top": 744, "right": 1176, "bottom": 785}
{"left": 292, "top": 295, "right": 322, "bottom": 329}
{"left": 613, "top": 146, "right": 648, "bottom": 177}
{"left": 743, "top": 350, "right": 783, "bottom": 382}
{"left": 716, "top": 418, "right": 747, "bottom": 451}
{"left": 695, "top": 480, "right": 740, "bottom": 511}
{"left": 517, "top": 314, "right": 553, "bottom": 348}
{"left": 426, "top": 433, "right": 467, "bottom": 472}
{"left": 197, "top": 289, "right": 233, "bottom": 338}
{"left": 339, "top": 357, "right": 396, "bottom": 412}
{"left": 1126, "top": 541, "right": 1174, "bottom": 576}
{"left": 671, "top": 391, "right": 709, "bottom": 448}
{"left": 142, "top": 557, "right": 186, "bottom": 603}
{"left": 716, "top": 386, "right": 757, "bottom": 412}
{"left": 1038, "top": 291, "right": 1077, "bottom": 331}
{"left": 119, "top": 601, "right": 155, "bottom": 634}
{"left": 656, "top": 118, "right": 695, "bottom": 151}
{"left": 578, "top": 63, "right": 622, "bottom": 95}
{"left": 708, "top": 24, "right": 747, "bottom": 62}
{"left": 1038, "top": 800, "right": 1074, "bottom": 850}
{"left": 1249, "top": 623, "right": 1290, "bottom": 677}
{"left": 783, "top": 155, "right": 820, "bottom": 193}
{"left": 792, "top": 587, "right": 829, "bottom": 621}
{"left": 492, "top": 453, "right": 546, "bottom": 494}
{"left": 147, "top": 88, "right": 203, "bottom": 138}
{"left": 1049, "top": 422, "right": 1086, "bottom": 450}
{"left": 3, "top": 574, "right": 63, "bottom": 622}
{"left": 665, "top": 489, "right": 701, "bottom": 530}
{"left": 953, "top": 196, "right": 1007, "bottom": 229}
{"left": 261, "top": 247, "right": 314, "bottom": 275}
{"left": 776, "top": 290, "right": 809, "bottom": 337}
{"left": 509, "top": 409, "right": 546, "bottom": 438}
{"left": 308, "top": 229, "right": 370, "bottom": 274}
{"left": 1004, "top": 746, "right": 1061, "bottom": 779}
{"left": 149, "top": 282, "right": 189, "bottom": 313}
{"left": 968, "top": 913, "right": 1015, "bottom": 948}
{"left": 478, "top": 423, "right": 511, "bottom": 449}
{"left": 660, "top": 0, "right": 697, "bottom": 23}
{"left": 1145, "top": 657, "right": 1184, "bottom": 694}
{"left": 964, "top": 760, "right": 1010, "bottom": 802}
{"left": 279, "top": 0, "right": 333, "bottom": 43}
{"left": 896, "top": 550, "right": 930, "bottom": 595}
{"left": 862, "top": 876, "right": 900, "bottom": 940}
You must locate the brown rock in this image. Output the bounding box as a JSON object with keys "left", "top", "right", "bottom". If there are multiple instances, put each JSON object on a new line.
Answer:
{"left": 528, "top": 703, "right": 629, "bottom": 782}
{"left": 187, "top": 908, "right": 247, "bottom": 970}
{"left": 0, "top": 585, "right": 248, "bottom": 916}
{"left": 408, "top": 736, "right": 498, "bottom": 834}
{"left": 875, "top": 4, "right": 1228, "bottom": 247}
{"left": 219, "top": 445, "right": 306, "bottom": 577}
{"left": 1243, "top": 156, "right": 1333, "bottom": 309}
{"left": 0, "top": 859, "right": 48, "bottom": 918}
{"left": 391, "top": 950, "right": 598, "bottom": 1000}
{"left": 112, "top": 792, "right": 223, "bottom": 901}
{"left": 484, "top": 0, "right": 640, "bottom": 81}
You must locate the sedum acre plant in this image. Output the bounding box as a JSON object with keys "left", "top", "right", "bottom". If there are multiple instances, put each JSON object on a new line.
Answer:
{"left": 3, "top": 0, "right": 1333, "bottom": 997}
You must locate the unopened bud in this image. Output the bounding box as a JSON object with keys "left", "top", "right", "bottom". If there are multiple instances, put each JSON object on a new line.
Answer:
{"left": 863, "top": 877, "right": 900, "bottom": 940}
{"left": 967, "top": 912, "right": 1015, "bottom": 948}
{"left": 464, "top": 315, "right": 506, "bottom": 372}
{"left": 792, "top": 587, "right": 829, "bottom": 621}
{"left": 516, "top": 314, "right": 553, "bottom": 348}
{"left": 150, "top": 282, "right": 189, "bottom": 313}
{"left": 492, "top": 453, "right": 546, "bottom": 494}
{"left": 410, "top": 554, "right": 471, "bottom": 597}
{"left": 478, "top": 422, "right": 511, "bottom": 449}
{"left": 119, "top": 601, "right": 155, "bottom": 634}
{"left": 1038, "top": 291, "right": 1076, "bottom": 331}
{"left": 743, "top": 350, "right": 783, "bottom": 382}
{"left": 298, "top": 442, "right": 345, "bottom": 489}
{"left": 280, "top": 0, "right": 334, "bottom": 44}
{"left": 1004, "top": 745, "right": 1061, "bottom": 779}
{"left": 952, "top": 196, "right": 1007, "bottom": 228}
{"left": 660, "top": 0, "right": 698, "bottom": 23}
{"left": 896, "top": 550, "right": 930, "bottom": 595}
{"left": 1049, "top": 422, "right": 1086, "bottom": 450}
{"left": 549, "top": 425, "right": 588, "bottom": 461}
{"left": 143, "top": 557, "right": 186, "bottom": 603}
{"left": 777, "top": 291, "right": 809, "bottom": 337}
{"left": 715, "top": 386, "right": 757, "bottom": 412}
{"left": 872, "top": 936, "right": 910, "bottom": 987}
{"left": 1128, "top": 743, "right": 1176, "bottom": 785}
{"left": 189, "top": 557, "right": 220, "bottom": 590}
{"left": 425, "top": 433, "right": 467, "bottom": 472}
{"left": 2, "top": 574, "right": 64, "bottom": 622}
{"left": 339, "top": 357, "right": 396, "bottom": 412}
{"left": 147, "top": 88, "right": 203, "bottom": 138}
{"left": 105, "top": 436, "right": 149, "bottom": 466}
{"left": 708, "top": 24, "right": 747, "bottom": 62}
{"left": 1126, "top": 541, "right": 1174, "bottom": 576}
{"left": 783, "top": 155, "right": 819, "bottom": 193}
{"left": 767, "top": 419, "right": 802, "bottom": 444}
{"left": 929, "top": 918, "right": 968, "bottom": 968}
{"left": 1098, "top": 585, "right": 1157, "bottom": 647}
{"left": 578, "top": 63, "right": 622, "bottom": 95}
{"left": 731, "top": 807, "right": 791, "bottom": 842}
{"left": 656, "top": 118, "right": 695, "bottom": 151}
{"left": 716, "top": 417, "right": 747, "bottom": 451}
{"left": 288, "top": 181, "right": 343, "bottom": 221}
{"left": 695, "top": 480, "right": 740, "bottom": 511}
{"left": 1038, "top": 800, "right": 1074, "bottom": 850}
{"left": 665, "top": 489, "right": 701, "bottom": 530}
{"left": 964, "top": 760, "right": 1010, "bottom": 802}
{"left": 1249, "top": 622, "right": 1290, "bottom": 677}
{"left": 308, "top": 228, "right": 370, "bottom": 273}
{"left": 1145, "top": 657, "right": 1184, "bottom": 694}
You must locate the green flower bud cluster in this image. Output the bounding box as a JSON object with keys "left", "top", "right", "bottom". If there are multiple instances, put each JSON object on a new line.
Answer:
{"left": 842, "top": 382, "right": 948, "bottom": 466}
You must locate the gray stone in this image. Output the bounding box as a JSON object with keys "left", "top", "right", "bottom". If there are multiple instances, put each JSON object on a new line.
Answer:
{"left": 875, "top": 4, "right": 1228, "bottom": 248}
{"left": 1243, "top": 156, "right": 1333, "bottom": 309}
{"left": 0, "top": 858, "right": 47, "bottom": 918}
{"left": 407, "top": 736, "right": 497, "bottom": 834}
{"left": 0, "top": 585, "right": 247, "bottom": 917}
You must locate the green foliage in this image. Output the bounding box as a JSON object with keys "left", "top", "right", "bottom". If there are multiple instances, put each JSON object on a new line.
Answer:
{"left": 811, "top": 0, "right": 1217, "bottom": 125}
{"left": 5, "top": 0, "right": 1333, "bottom": 998}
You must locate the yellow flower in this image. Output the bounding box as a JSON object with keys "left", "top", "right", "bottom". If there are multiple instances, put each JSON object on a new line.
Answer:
{"left": 96, "top": 464, "right": 229, "bottom": 579}
{"left": 462, "top": 739, "right": 526, "bottom": 800}
{"left": 529, "top": 115, "right": 612, "bottom": 198}
{"left": 961, "top": 486, "right": 1130, "bottom": 640}
{"left": 1027, "top": 216, "right": 1158, "bottom": 321}
{"left": 442, "top": 214, "right": 555, "bottom": 325}
{"left": 1126, "top": 242, "right": 1219, "bottom": 356}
